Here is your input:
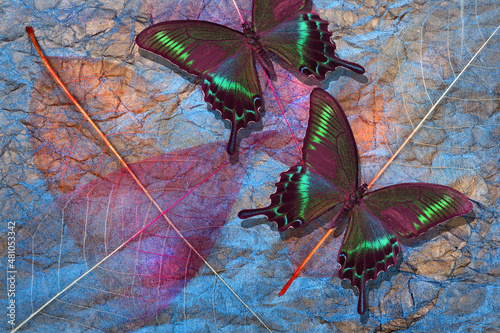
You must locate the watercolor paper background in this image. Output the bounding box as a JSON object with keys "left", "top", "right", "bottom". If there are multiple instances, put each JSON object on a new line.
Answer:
{"left": 1, "top": 0, "right": 498, "bottom": 331}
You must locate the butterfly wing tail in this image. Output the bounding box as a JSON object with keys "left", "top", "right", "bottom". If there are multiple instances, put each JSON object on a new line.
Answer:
{"left": 226, "top": 123, "right": 238, "bottom": 155}
{"left": 329, "top": 56, "right": 365, "bottom": 75}
{"left": 357, "top": 277, "right": 367, "bottom": 315}
{"left": 238, "top": 206, "right": 272, "bottom": 219}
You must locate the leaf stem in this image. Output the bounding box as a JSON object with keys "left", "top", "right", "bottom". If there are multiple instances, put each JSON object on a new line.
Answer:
{"left": 263, "top": 70, "right": 302, "bottom": 158}
{"left": 231, "top": 0, "right": 245, "bottom": 24}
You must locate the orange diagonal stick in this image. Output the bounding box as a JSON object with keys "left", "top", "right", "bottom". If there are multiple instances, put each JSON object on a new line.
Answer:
{"left": 278, "top": 228, "right": 334, "bottom": 296}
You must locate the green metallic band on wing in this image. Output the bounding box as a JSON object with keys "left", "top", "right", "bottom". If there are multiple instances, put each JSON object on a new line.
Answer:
{"left": 340, "top": 234, "right": 399, "bottom": 278}
{"left": 352, "top": 242, "right": 399, "bottom": 279}
{"left": 416, "top": 194, "right": 455, "bottom": 226}
{"left": 417, "top": 213, "right": 429, "bottom": 225}
{"left": 156, "top": 33, "right": 187, "bottom": 61}
{"left": 348, "top": 235, "right": 392, "bottom": 254}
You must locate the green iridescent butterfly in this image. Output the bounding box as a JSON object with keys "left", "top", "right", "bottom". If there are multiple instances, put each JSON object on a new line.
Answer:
{"left": 135, "top": 0, "right": 365, "bottom": 155}
{"left": 239, "top": 88, "right": 473, "bottom": 314}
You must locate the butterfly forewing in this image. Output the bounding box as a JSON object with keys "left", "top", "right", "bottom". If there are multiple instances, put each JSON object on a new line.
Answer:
{"left": 361, "top": 183, "right": 473, "bottom": 238}
{"left": 338, "top": 204, "right": 400, "bottom": 314}
{"left": 136, "top": 21, "right": 261, "bottom": 154}
{"left": 304, "top": 88, "right": 358, "bottom": 192}
{"left": 252, "top": 0, "right": 309, "bottom": 33}
{"left": 136, "top": 21, "right": 246, "bottom": 75}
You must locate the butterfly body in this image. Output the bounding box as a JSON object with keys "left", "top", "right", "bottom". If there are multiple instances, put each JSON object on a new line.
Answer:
{"left": 327, "top": 183, "right": 367, "bottom": 229}
{"left": 238, "top": 88, "right": 472, "bottom": 314}
{"left": 241, "top": 23, "right": 260, "bottom": 50}
{"left": 136, "top": 0, "right": 365, "bottom": 154}
{"left": 241, "top": 22, "right": 276, "bottom": 77}
{"left": 345, "top": 184, "right": 368, "bottom": 210}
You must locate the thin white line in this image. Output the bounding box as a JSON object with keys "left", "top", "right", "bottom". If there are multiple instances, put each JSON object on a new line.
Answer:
{"left": 369, "top": 23, "right": 499, "bottom": 188}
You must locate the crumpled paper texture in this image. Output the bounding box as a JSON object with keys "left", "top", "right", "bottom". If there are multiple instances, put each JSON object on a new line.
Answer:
{"left": 1, "top": 0, "right": 498, "bottom": 332}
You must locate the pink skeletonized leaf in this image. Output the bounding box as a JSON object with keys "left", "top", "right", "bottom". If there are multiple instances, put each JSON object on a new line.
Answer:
{"left": 24, "top": 131, "right": 282, "bottom": 329}
{"left": 56, "top": 132, "right": 278, "bottom": 325}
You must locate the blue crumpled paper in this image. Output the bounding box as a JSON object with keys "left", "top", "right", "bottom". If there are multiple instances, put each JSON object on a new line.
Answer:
{"left": 1, "top": 0, "right": 499, "bottom": 331}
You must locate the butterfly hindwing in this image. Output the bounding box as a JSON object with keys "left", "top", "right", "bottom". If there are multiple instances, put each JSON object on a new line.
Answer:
{"left": 256, "top": 0, "right": 365, "bottom": 78}
{"left": 238, "top": 165, "right": 345, "bottom": 230}
{"left": 136, "top": 21, "right": 261, "bottom": 154}
{"left": 338, "top": 204, "right": 400, "bottom": 315}
{"left": 201, "top": 46, "right": 261, "bottom": 155}
{"left": 361, "top": 183, "right": 473, "bottom": 238}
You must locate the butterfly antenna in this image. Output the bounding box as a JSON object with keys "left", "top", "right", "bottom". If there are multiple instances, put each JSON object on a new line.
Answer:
{"left": 367, "top": 24, "right": 499, "bottom": 190}
{"left": 231, "top": 0, "right": 245, "bottom": 25}
{"left": 278, "top": 229, "right": 334, "bottom": 296}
